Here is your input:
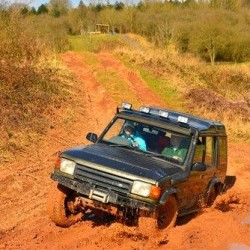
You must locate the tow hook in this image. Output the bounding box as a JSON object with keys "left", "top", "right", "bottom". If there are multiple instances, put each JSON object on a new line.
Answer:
{"left": 67, "top": 197, "right": 82, "bottom": 213}
{"left": 74, "top": 197, "right": 82, "bottom": 207}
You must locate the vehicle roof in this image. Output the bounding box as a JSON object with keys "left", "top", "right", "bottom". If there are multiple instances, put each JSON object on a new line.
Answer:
{"left": 117, "top": 105, "right": 226, "bottom": 135}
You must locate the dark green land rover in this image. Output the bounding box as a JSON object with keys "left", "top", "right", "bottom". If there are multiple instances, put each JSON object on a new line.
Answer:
{"left": 48, "top": 103, "right": 234, "bottom": 230}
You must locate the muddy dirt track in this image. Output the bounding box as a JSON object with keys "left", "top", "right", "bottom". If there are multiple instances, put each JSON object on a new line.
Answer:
{"left": 0, "top": 51, "right": 250, "bottom": 250}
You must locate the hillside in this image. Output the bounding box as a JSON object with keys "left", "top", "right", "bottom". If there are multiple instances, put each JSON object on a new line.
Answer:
{"left": 0, "top": 35, "right": 250, "bottom": 249}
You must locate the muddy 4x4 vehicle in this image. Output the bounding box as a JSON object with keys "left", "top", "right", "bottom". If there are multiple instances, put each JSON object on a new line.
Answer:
{"left": 48, "top": 102, "right": 235, "bottom": 230}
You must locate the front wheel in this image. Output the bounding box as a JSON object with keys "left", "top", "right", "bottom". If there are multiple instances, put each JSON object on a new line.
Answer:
{"left": 47, "top": 183, "right": 84, "bottom": 227}
{"left": 138, "top": 195, "right": 178, "bottom": 233}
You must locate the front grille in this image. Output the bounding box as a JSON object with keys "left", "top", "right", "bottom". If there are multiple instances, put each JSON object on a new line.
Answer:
{"left": 74, "top": 164, "right": 133, "bottom": 195}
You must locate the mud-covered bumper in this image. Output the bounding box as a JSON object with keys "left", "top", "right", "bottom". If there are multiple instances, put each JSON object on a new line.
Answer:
{"left": 51, "top": 171, "right": 158, "bottom": 212}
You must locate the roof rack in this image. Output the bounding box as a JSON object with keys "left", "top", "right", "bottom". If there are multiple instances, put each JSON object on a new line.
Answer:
{"left": 117, "top": 102, "right": 225, "bottom": 132}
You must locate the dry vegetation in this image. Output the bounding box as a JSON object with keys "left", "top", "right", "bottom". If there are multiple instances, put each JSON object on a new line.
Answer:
{"left": 0, "top": 0, "right": 249, "bottom": 163}
{"left": 113, "top": 34, "right": 250, "bottom": 140}
{"left": 0, "top": 10, "right": 74, "bottom": 162}
{"left": 0, "top": 3, "right": 249, "bottom": 249}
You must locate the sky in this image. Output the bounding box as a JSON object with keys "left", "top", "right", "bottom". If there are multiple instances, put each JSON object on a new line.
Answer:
{"left": 22, "top": 0, "right": 136, "bottom": 9}
{"left": 29, "top": 0, "right": 81, "bottom": 9}
{"left": 28, "top": 0, "right": 136, "bottom": 9}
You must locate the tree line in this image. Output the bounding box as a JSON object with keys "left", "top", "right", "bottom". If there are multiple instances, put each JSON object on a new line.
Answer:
{"left": 1, "top": 0, "right": 250, "bottom": 64}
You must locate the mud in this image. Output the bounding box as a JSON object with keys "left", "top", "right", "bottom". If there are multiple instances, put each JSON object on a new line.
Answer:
{"left": 0, "top": 51, "right": 249, "bottom": 250}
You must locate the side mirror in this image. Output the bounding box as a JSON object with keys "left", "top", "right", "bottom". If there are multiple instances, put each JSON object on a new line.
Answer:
{"left": 86, "top": 133, "right": 98, "bottom": 143}
{"left": 191, "top": 162, "right": 207, "bottom": 171}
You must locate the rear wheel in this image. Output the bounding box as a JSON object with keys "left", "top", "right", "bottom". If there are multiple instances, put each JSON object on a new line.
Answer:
{"left": 47, "top": 183, "right": 84, "bottom": 227}
{"left": 138, "top": 195, "right": 178, "bottom": 233}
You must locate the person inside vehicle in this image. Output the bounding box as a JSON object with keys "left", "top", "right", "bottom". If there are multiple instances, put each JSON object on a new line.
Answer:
{"left": 157, "top": 131, "right": 171, "bottom": 153}
{"left": 161, "top": 134, "right": 188, "bottom": 162}
{"left": 121, "top": 122, "right": 147, "bottom": 151}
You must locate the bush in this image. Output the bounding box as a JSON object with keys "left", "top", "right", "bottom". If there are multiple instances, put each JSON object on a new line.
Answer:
{"left": 26, "top": 14, "right": 70, "bottom": 53}
{"left": 0, "top": 9, "right": 72, "bottom": 161}
{"left": 116, "top": 45, "right": 250, "bottom": 139}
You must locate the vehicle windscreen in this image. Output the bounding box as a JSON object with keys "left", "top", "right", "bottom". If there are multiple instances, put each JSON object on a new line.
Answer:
{"left": 99, "top": 118, "right": 191, "bottom": 165}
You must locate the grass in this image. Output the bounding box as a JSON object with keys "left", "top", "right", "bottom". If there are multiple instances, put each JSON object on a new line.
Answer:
{"left": 139, "top": 70, "right": 183, "bottom": 110}
{"left": 68, "top": 34, "right": 124, "bottom": 53}
{"left": 95, "top": 70, "right": 140, "bottom": 106}
{"left": 69, "top": 34, "right": 189, "bottom": 111}
{"left": 69, "top": 34, "right": 250, "bottom": 141}
{"left": 79, "top": 55, "right": 141, "bottom": 106}
{"left": 115, "top": 49, "right": 185, "bottom": 111}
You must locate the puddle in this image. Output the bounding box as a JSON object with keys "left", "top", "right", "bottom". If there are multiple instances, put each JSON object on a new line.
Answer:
{"left": 230, "top": 243, "right": 250, "bottom": 250}
{"left": 241, "top": 216, "right": 250, "bottom": 225}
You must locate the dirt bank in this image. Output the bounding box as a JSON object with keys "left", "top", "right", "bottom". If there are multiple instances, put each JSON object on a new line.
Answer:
{"left": 0, "top": 51, "right": 249, "bottom": 250}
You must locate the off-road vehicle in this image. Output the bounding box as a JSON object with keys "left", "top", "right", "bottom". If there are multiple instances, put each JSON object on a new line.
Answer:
{"left": 48, "top": 102, "right": 235, "bottom": 230}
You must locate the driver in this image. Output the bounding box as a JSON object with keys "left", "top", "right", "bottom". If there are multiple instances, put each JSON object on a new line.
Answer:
{"left": 121, "top": 122, "right": 147, "bottom": 151}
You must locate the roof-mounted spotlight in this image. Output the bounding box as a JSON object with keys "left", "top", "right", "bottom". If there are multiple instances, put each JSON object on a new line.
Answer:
{"left": 159, "top": 110, "right": 169, "bottom": 118}
{"left": 139, "top": 106, "right": 150, "bottom": 113}
{"left": 121, "top": 102, "right": 132, "bottom": 110}
{"left": 178, "top": 116, "right": 188, "bottom": 124}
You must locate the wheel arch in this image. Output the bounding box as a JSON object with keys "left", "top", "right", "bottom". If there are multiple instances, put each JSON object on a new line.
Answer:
{"left": 159, "top": 187, "right": 177, "bottom": 205}
{"left": 207, "top": 177, "right": 223, "bottom": 195}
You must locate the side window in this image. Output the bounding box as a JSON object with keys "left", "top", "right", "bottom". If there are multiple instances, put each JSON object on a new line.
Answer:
{"left": 218, "top": 137, "right": 227, "bottom": 167}
{"left": 204, "top": 136, "right": 216, "bottom": 166}
{"left": 193, "top": 137, "right": 204, "bottom": 162}
{"left": 204, "top": 137, "right": 215, "bottom": 165}
{"left": 193, "top": 136, "right": 216, "bottom": 166}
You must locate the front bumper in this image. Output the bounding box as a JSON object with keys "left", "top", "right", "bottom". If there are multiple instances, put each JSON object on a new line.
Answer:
{"left": 51, "top": 171, "right": 158, "bottom": 212}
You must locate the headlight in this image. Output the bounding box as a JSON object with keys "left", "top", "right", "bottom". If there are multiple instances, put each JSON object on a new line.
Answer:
{"left": 131, "top": 181, "right": 152, "bottom": 197}
{"left": 131, "top": 181, "right": 161, "bottom": 199}
{"left": 60, "top": 158, "right": 76, "bottom": 175}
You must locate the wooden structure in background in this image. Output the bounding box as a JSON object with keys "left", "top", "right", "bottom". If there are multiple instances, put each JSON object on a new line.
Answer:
{"left": 95, "top": 24, "right": 110, "bottom": 33}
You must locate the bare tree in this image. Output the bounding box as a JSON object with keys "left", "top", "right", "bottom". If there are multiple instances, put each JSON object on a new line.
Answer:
{"left": 48, "top": 0, "right": 71, "bottom": 16}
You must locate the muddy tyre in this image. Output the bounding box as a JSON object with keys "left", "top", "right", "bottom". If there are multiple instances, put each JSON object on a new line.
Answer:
{"left": 47, "top": 183, "right": 84, "bottom": 227}
{"left": 139, "top": 195, "right": 178, "bottom": 233}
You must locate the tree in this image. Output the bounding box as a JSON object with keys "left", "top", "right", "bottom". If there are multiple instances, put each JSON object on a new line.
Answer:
{"left": 188, "top": 11, "right": 230, "bottom": 65}
{"left": 20, "top": 6, "right": 29, "bottom": 15}
{"left": 30, "top": 7, "right": 37, "bottom": 15}
{"left": 94, "top": 3, "right": 105, "bottom": 12}
{"left": 78, "top": 0, "right": 85, "bottom": 8}
{"left": 48, "top": 0, "right": 71, "bottom": 17}
{"left": 154, "top": 20, "right": 174, "bottom": 48}
{"left": 114, "top": 1, "right": 125, "bottom": 10}
{"left": 37, "top": 4, "right": 48, "bottom": 15}
{"left": 227, "top": 23, "right": 250, "bottom": 62}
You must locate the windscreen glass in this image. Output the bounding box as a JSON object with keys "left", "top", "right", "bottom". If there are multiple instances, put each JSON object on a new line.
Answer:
{"left": 100, "top": 118, "right": 191, "bottom": 165}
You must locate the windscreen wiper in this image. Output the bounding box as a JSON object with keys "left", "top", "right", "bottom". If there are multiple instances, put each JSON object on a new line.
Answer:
{"left": 109, "top": 143, "right": 133, "bottom": 149}
{"left": 109, "top": 144, "right": 154, "bottom": 155}
{"left": 150, "top": 153, "right": 180, "bottom": 163}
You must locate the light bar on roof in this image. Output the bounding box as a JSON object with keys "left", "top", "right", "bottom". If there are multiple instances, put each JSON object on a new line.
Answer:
{"left": 139, "top": 106, "right": 150, "bottom": 113}
{"left": 121, "top": 102, "right": 132, "bottom": 110}
{"left": 159, "top": 110, "right": 169, "bottom": 118}
{"left": 178, "top": 115, "right": 188, "bottom": 123}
